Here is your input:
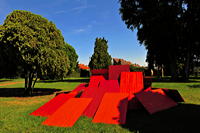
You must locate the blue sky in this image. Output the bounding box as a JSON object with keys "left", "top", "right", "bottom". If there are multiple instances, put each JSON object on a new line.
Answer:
{"left": 0, "top": 0, "right": 147, "bottom": 66}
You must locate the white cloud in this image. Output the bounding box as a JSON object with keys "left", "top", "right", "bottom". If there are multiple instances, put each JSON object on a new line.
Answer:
{"left": 73, "top": 28, "right": 85, "bottom": 33}
{"left": 72, "top": 24, "right": 93, "bottom": 34}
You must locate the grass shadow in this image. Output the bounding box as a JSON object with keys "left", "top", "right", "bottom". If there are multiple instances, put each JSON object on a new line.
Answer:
{"left": 150, "top": 77, "right": 200, "bottom": 83}
{"left": 38, "top": 78, "right": 89, "bottom": 83}
{"left": 122, "top": 103, "right": 200, "bottom": 133}
{"left": 187, "top": 85, "right": 200, "bottom": 88}
{"left": 0, "top": 80, "right": 13, "bottom": 82}
{"left": 0, "top": 87, "right": 62, "bottom": 97}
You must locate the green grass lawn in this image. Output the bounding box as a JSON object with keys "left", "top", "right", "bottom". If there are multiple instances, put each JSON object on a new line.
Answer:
{"left": 0, "top": 78, "right": 200, "bottom": 133}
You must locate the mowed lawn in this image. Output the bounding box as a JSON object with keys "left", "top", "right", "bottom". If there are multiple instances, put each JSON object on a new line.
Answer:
{"left": 0, "top": 78, "right": 200, "bottom": 133}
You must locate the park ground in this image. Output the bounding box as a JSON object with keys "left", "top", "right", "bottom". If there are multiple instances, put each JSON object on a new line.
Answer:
{"left": 0, "top": 78, "right": 200, "bottom": 133}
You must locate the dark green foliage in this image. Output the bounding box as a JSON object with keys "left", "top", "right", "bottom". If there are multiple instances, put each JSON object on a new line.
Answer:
{"left": 130, "top": 65, "right": 146, "bottom": 72}
{"left": 0, "top": 10, "right": 69, "bottom": 95}
{"left": 89, "top": 37, "right": 112, "bottom": 69}
{"left": 119, "top": 0, "right": 200, "bottom": 81}
{"left": 64, "top": 43, "right": 78, "bottom": 75}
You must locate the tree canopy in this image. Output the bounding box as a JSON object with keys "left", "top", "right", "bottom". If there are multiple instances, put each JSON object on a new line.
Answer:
{"left": 89, "top": 38, "right": 112, "bottom": 69}
{"left": 0, "top": 10, "right": 70, "bottom": 95}
{"left": 119, "top": 0, "right": 200, "bottom": 80}
{"left": 64, "top": 43, "right": 78, "bottom": 75}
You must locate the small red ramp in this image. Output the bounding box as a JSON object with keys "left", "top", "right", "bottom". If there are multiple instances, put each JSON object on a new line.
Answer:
{"left": 42, "top": 98, "right": 92, "bottom": 127}
{"left": 135, "top": 91, "right": 177, "bottom": 114}
{"left": 92, "top": 93, "right": 129, "bottom": 124}
{"left": 108, "top": 65, "right": 130, "bottom": 80}
{"left": 72, "top": 83, "right": 87, "bottom": 92}
{"left": 81, "top": 86, "right": 107, "bottom": 117}
{"left": 88, "top": 76, "right": 105, "bottom": 87}
{"left": 99, "top": 80, "right": 120, "bottom": 92}
{"left": 30, "top": 92, "right": 77, "bottom": 117}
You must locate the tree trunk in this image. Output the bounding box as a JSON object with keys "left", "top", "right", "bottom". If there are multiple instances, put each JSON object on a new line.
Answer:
{"left": 24, "top": 70, "right": 35, "bottom": 96}
{"left": 161, "top": 65, "right": 164, "bottom": 78}
{"left": 32, "top": 73, "right": 38, "bottom": 89}
{"left": 168, "top": 53, "right": 178, "bottom": 81}
{"left": 183, "top": 46, "right": 191, "bottom": 81}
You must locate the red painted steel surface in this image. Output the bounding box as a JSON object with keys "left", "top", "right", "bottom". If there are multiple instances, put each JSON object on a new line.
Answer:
{"left": 91, "top": 69, "right": 108, "bottom": 75}
{"left": 91, "top": 69, "right": 109, "bottom": 79}
{"left": 81, "top": 86, "right": 107, "bottom": 117}
{"left": 88, "top": 75, "right": 105, "bottom": 87}
{"left": 30, "top": 92, "right": 77, "bottom": 117}
{"left": 42, "top": 98, "right": 92, "bottom": 127}
{"left": 99, "top": 80, "right": 120, "bottom": 92}
{"left": 92, "top": 93, "right": 129, "bottom": 124}
{"left": 162, "top": 88, "right": 184, "bottom": 102}
{"left": 147, "top": 88, "right": 167, "bottom": 96}
{"left": 108, "top": 65, "right": 130, "bottom": 80}
{"left": 72, "top": 83, "right": 87, "bottom": 92}
{"left": 120, "top": 72, "right": 144, "bottom": 94}
{"left": 135, "top": 91, "right": 178, "bottom": 114}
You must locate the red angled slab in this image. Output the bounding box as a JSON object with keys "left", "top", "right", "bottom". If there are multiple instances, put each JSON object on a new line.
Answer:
{"left": 72, "top": 83, "right": 87, "bottom": 92}
{"left": 42, "top": 98, "right": 92, "bottom": 127}
{"left": 30, "top": 92, "right": 77, "bottom": 117}
{"left": 81, "top": 86, "right": 107, "bottom": 117}
{"left": 99, "top": 80, "right": 120, "bottom": 92}
{"left": 91, "top": 69, "right": 108, "bottom": 76}
{"left": 88, "top": 75, "right": 105, "bottom": 87}
{"left": 92, "top": 93, "right": 129, "bottom": 124}
{"left": 135, "top": 91, "right": 178, "bottom": 114}
{"left": 91, "top": 69, "right": 108, "bottom": 79}
{"left": 108, "top": 65, "right": 130, "bottom": 80}
{"left": 120, "top": 72, "right": 144, "bottom": 94}
{"left": 91, "top": 69, "right": 108, "bottom": 75}
{"left": 80, "top": 87, "right": 99, "bottom": 98}
{"left": 162, "top": 88, "right": 184, "bottom": 102}
{"left": 80, "top": 86, "right": 107, "bottom": 117}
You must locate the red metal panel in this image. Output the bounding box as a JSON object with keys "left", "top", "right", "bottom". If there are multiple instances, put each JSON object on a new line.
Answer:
{"left": 144, "top": 88, "right": 184, "bottom": 102}
{"left": 99, "top": 80, "right": 120, "bottom": 92}
{"left": 145, "top": 88, "right": 166, "bottom": 96}
{"left": 30, "top": 92, "right": 77, "bottom": 117}
{"left": 88, "top": 76, "right": 105, "bottom": 87}
{"left": 92, "top": 93, "right": 129, "bottom": 124}
{"left": 162, "top": 88, "right": 184, "bottom": 102}
{"left": 72, "top": 83, "right": 87, "bottom": 92}
{"left": 108, "top": 65, "right": 130, "bottom": 80}
{"left": 42, "top": 98, "right": 92, "bottom": 127}
{"left": 120, "top": 72, "right": 144, "bottom": 94}
{"left": 81, "top": 86, "right": 107, "bottom": 118}
{"left": 91, "top": 69, "right": 109, "bottom": 79}
{"left": 91, "top": 69, "right": 108, "bottom": 75}
{"left": 135, "top": 91, "right": 178, "bottom": 114}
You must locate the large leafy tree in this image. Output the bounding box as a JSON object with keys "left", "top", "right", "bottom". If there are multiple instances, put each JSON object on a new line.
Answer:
{"left": 119, "top": 0, "right": 200, "bottom": 80}
{"left": 89, "top": 38, "right": 112, "bottom": 69}
{"left": 63, "top": 43, "right": 78, "bottom": 75}
{"left": 0, "top": 10, "right": 69, "bottom": 95}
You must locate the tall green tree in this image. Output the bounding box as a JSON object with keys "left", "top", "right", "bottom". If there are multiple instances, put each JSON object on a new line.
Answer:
{"left": 119, "top": 0, "right": 200, "bottom": 81}
{"left": 0, "top": 10, "right": 69, "bottom": 95}
{"left": 89, "top": 38, "right": 112, "bottom": 69}
{"left": 63, "top": 43, "right": 78, "bottom": 75}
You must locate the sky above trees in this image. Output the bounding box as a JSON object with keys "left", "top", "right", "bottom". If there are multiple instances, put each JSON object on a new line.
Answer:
{"left": 0, "top": 0, "right": 147, "bottom": 66}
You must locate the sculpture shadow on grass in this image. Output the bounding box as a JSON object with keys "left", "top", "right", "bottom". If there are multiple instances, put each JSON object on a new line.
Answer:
{"left": 0, "top": 88, "right": 62, "bottom": 97}
{"left": 122, "top": 103, "right": 200, "bottom": 133}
